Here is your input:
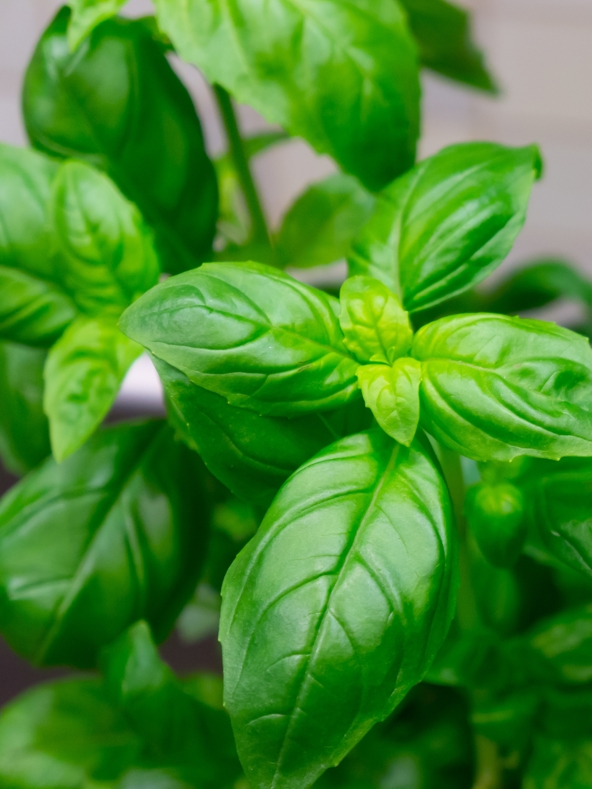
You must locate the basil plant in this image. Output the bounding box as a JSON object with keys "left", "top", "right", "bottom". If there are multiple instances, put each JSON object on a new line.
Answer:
{"left": 1, "top": 2, "right": 592, "bottom": 788}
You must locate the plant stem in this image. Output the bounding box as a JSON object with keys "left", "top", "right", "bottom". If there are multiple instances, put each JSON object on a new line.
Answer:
{"left": 473, "top": 736, "right": 503, "bottom": 789}
{"left": 213, "top": 84, "right": 272, "bottom": 250}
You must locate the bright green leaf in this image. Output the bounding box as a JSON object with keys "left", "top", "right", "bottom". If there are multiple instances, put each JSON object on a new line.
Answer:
{"left": 412, "top": 314, "right": 592, "bottom": 461}
{"left": 0, "top": 342, "right": 50, "bottom": 476}
{"left": 67, "top": 0, "right": 128, "bottom": 50}
{"left": 220, "top": 430, "right": 457, "bottom": 789}
{"left": 44, "top": 316, "right": 142, "bottom": 462}
{"left": 153, "top": 0, "right": 420, "bottom": 191}
{"left": 23, "top": 8, "right": 218, "bottom": 274}
{"left": 0, "top": 421, "right": 209, "bottom": 668}
{"left": 340, "top": 275, "right": 413, "bottom": 365}
{"left": 275, "top": 174, "right": 375, "bottom": 269}
{"left": 349, "top": 142, "right": 542, "bottom": 311}
{"left": 120, "top": 261, "right": 360, "bottom": 417}
{"left": 357, "top": 358, "right": 422, "bottom": 446}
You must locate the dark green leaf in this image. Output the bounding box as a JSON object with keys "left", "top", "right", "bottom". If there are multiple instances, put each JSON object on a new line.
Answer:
{"left": 0, "top": 341, "right": 50, "bottom": 476}
{"left": 153, "top": 0, "right": 421, "bottom": 191}
{"left": 412, "top": 314, "right": 592, "bottom": 461}
{"left": 527, "top": 605, "right": 592, "bottom": 685}
{"left": 357, "top": 359, "right": 422, "bottom": 446}
{"left": 67, "top": 0, "right": 128, "bottom": 49}
{"left": 472, "top": 690, "right": 539, "bottom": 752}
{"left": 275, "top": 174, "right": 376, "bottom": 269}
{"left": 349, "top": 142, "right": 542, "bottom": 312}
{"left": 525, "top": 737, "right": 592, "bottom": 789}
{"left": 157, "top": 356, "right": 371, "bottom": 508}
{"left": 220, "top": 430, "right": 457, "bottom": 788}
{"left": 400, "top": 0, "right": 497, "bottom": 92}
{"left": 120, "top": 261, "right": 360, "bottom": 417}
{"left": 0, "top": 144, "right": 77, "bottom": 347}
{"left": 0, "top": 421, "right": 209, "bottom": 668}
{"left": 23, "top": 8, "right": 218, "bottom": 274}
{"left": 44, "top": 316, "right": 142, "bottom": 461}
{"left": 466, "top": 482, "right": 527, "bottom": 568}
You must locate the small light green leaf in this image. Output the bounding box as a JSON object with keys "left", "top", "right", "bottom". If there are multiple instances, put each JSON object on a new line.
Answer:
{"left": 220, "top": 430, "right": 456, "bottom": 789}
{"left": 0, "top": 421, "right": 210, "bottom": 668}
{"left": 153, "top": 0, "right": 421, "bottom": 191}
{"left": 67, "top": 0, "right": 128, "bottom": 50}
{"left": 340, "top": 275, "right": 413, "bottom": 365}
{"left": 412, "top": 314, "right": 592, "bottom": 462}
{"left": 52, "top": 161, "right": 160, "bottom": 317}
{"left": 44, "top": 316, "right": 142, "bottom": 462}
{"left": 466, "top": 482, "right": 527, "bottom": 568}
{"left": 120, "top": 261, "right": 360, "bottom": 417}
{"left": 0, "top": 342, "right": 50, "bottom": 476}
{"left": 357, "top": 358, "right": 422, "bottom": 446}
{"left": 275, "top": 174, "right": 376, "bottom": 269}
{"left": 349, "top": 142, "right": 542, "bottom": 312}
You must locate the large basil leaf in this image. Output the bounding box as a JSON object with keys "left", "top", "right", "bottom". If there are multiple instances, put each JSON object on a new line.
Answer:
{"left": 44, "top": 316, "right": 142, "bottom": 461}
{"left": 156, "top": 357, "right": 371, "bottom": 508}
{"left": 153, "top": 0, "right": 421, "bottom": 191}
{"left": 220, "top": 430, "right": 457, "bottom": 788}
{"left": 23, "top": 8, "right": 218, "bottom": 274}
{"left": 120, "top": 261, "right": 360, "bottom": 417}
{"left": 0, "top": 421, "right": 209, "bottom": 668}
{"left": 67, "top": 0, "right": 128, "bottom": 49}
{"left": 412, "top": 314, "right": 592, "bottom": 462}
{"left": 275, "top": 174, "right": 376, "bottom": 270}
{"left": 0, "top": 144, "right": 77, "bottom": 347}
{"left": 51, "top": 160, "right": 160, "bottom": 317}
{"left": 0, "top": 342, "right": 50, "bottom": 476}
{"left": 349, "top": 142, "right": 542, "bottom": 311}
{"left": 400, "top": 0, "right": 496, "bottom": 92}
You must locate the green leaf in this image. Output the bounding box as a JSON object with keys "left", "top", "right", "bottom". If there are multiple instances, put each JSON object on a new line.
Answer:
{"left": 157, "top": 356, "right": 371, "bottom": 508}
{"left": 399, "top": 0, "right": 497, "bottom": 93}
{"left": 349, "top": 142, "right": 542, "bottom": 311}
{"left": 44, "top": 316, "right": 142, "bottom": 462}
{"left": 472, "top": 690, "right": 539, "bottom": 751}
{"left": 339, "top": 276, "right": 413, "bottom": 365}
{"left": 527, "top": 604, "right": 592, "bottom": 685}
{"left": 0, "top": 144, "right": 77, "bottom": 347}
{"left": 220, "top": 430, "right": 457, "bottom": 789}
{"left": 465, "top": 482, "right": 527, "bottom": 568}
{"left": 51, "top": 161, "right": 160, "bottom": 317}
{"left": 357, "top": 358, "right": 422, "bottom": 446}
{"left": 412, "top": 314, "right": 592, "bottom": 462}
{"left": 23, "top": 8, "right": 218, "bottom": 274}
{"left": 0, "top": 420, "right": 209, "bottom": 668}
{"left": 0, "top": 341, "right": 50, "bottom": 476}
{"left": 275, "top": 174, "right": 376, "bottom": 269}
{"left": 0, "top": 678, "right": 142, "bottom": 788}
{"left": 177, "top": 583, "right": 221, "bottom": 643}
{"left": 120, "top": 261, "right": 360, "bottom": 417}
{"left": 525, "top": 737, "right": 592, "bottom": 789}
{"left": 153, "top": 0, "right": 421, "bottom": 191}
{"left": 67, "top": 0, "right": 128, "bottom": 50}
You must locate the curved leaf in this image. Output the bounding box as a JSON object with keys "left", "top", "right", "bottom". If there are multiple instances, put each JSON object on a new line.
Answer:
{"left": 120, "top": 261, "right": 360, "bottom": 417}
{"left": 0, "top": 342, "right": 50, "bottom": 476}
{"left": 220, "top": 430, "right": 457, "bottom": 789}
{"left": 357, "top": 358, "right": 422, "bottom": 446}
{"left": 23, "top": 8, "right": 218, "bottom": 274}
{"left": 153, "top": 0, "right": 420, "bottom": 191}
{"left": 156, "top": 357, "right": 371, "bottom": 508}
{"left": 527, "top": 605, "right": 592, "bottom": 685}
{"left": 67, "top": 0, "right": 128, "bottom": 49}
{"left": 465, "top": 482, "right": 526, "bottom": 569}
{"left": 0, "top": 421, "right": 209, "bottom": 668}
{"left": 349, "top": 142, "right": 542, "bottom": 311}
{"left": 0, "top": 144, "right": 77, "bottom": 347}
{"left": 412, "top": 314, "right": 592, "bottom": 461}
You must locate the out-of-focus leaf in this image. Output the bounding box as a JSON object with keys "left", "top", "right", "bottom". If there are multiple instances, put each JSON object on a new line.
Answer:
{"left": 67, "top": 0, "right": 128, "bottom": 49}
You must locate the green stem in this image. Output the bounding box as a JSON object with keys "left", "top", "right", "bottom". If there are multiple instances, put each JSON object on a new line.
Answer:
{"left": 473, "top": 736, "right": 503, "bottom": 789}
{"left": 213, "top": 84, "right": 272, "bottom": 250}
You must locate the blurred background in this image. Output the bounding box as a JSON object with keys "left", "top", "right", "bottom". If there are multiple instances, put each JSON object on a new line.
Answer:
{"left": 1, "top": 0, "right": 591, "bottom": 699}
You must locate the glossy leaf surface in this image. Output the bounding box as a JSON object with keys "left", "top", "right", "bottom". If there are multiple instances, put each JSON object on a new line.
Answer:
{"left": 349, "top": 142, "right": 541, "bottom": 311}
{"left": 0, "top": 144, "right": 77, "bottom": 347}
{"left": 44, "top": 316, "right": 142, "bottom": 461}
{"left": 156, "top": 357, "right": 371, "bottom": 508}
{"left": 275, "top": 175, "right": 375, "bottom": 269}
{"left": 24, "top": 8, "right": 218, "bottom": 274}
{"left": 339, "top": 276, "right": 413, "bottom": 365}
{"left": 67, "top": 0, "right": 128, "bottom": 49}
{"left": 0, "top": 421, "right": 209, "bottom": 668}
{"left": 121, "top": 261, "right": 360, "bottom": 417}
{"left": 153, "top": 0, "right": 421, "bottom": 191}
{"left": 220, "top": 430, "right": 456, "bottom": 789}
{"left": 357, "top": 358, "right": 422, "bottom": 446}
{"left": 0, "top": 342, "right": 50, "bottom": 476}
{"left": 412, "top": 314, "right": 592, "bottom": 461}
{"left": 466, "top": 482, "right": 527, "bottom": 568}
{"left": 400, "top": 0, "right": 496, "bottom": 92}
